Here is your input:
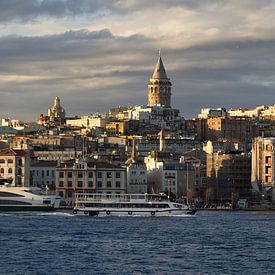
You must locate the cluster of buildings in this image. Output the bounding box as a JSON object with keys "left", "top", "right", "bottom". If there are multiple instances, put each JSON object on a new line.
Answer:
{"left": 1, "top": 51, "right": 275, "bottom": 207}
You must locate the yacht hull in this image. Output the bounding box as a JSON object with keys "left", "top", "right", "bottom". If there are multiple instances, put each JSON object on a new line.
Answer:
{"left": 0, "top": 205, "right": 56, "bottom": 211}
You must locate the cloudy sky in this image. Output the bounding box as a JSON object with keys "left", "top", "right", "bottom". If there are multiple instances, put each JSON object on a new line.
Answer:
{"left": 0, "top": 0, "right": 275, "bottom": 120}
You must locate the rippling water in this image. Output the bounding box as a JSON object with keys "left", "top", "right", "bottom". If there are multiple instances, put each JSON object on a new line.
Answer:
{"left": 0, "top": 211, "right": 275, "bottom": 275}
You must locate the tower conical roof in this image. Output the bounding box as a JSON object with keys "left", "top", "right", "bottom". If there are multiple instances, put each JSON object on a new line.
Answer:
{"left": 152, "top": 50, "right": 168, "bottom": 79}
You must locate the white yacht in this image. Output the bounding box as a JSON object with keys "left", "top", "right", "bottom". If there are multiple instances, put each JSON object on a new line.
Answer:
{"left": 0, "top": 184, "right": 61, "bottom": 211}
{"left": 73, "top": 193, "right": 196, "bottom": 217}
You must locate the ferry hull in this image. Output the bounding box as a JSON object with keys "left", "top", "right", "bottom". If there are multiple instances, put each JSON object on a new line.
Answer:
{"left": 73, "top": 208, "right": 196, "bottom": 217}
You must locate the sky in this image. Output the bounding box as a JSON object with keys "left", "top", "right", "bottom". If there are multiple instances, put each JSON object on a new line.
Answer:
{"left": 0, "top": 0, "right": 275, "bottom": 121}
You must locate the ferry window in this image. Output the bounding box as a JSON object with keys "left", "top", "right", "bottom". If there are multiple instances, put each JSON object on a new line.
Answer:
{"left": 0, "top": 159, "right": 5, "bottom": 163}
{"left": 116, "top": 181, "right": 121, "bottom": 188}
{"left": 59, "top": 181, "right": 64, "bottom": 187}
{"left": 77, "top": 181, "right": 83, "bottom": 187}
{"left": 68, "top": 172, "right": 72, "bottom": 178}
{"left": 78, "top": 172, "right": 83, "bottom": 178}
{"left": 97, "top": 181, "right": 102, "bottom": 188}
{"left": 59, "top": 172, "right": 64, "bottom": 178}
{"left": 68, "top": 181, "right": 72, "bottom": 188}
{"left": 107, "top": 181, "right": 112, "bottom": 188}
{"left": 107, "top": 172, "right": 112, "bottom": 178}
{"left": 116, "top": 172, "right": 121, "bottom": 178}
{"left": 8, "top": 168, "right": 12, "bottom": 174}
{"left": 97, "top": 172, "right": 102, "bottom": 178}
{"left": 7, "top": 159, "right": 13, "bottom": 164}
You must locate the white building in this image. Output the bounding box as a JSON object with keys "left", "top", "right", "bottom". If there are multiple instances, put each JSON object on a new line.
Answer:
{"left": 30, "top": 160, "right": 57, "bottom": 189}
{"left": 198, "top": 108, "right": 227, "bottom": 119}
{"left": 0, "top": 148, "right": 30, "bottom": 186}
{"left": 66, "top": 114, "right": 106, "bottom": 129}
{"left": 127, "top": 162, "right": 148, "bottom": 194}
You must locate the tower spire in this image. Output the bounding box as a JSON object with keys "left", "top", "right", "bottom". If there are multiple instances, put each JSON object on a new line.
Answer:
{"left": 152, "top": 49, "right": 168, "bottom": 79}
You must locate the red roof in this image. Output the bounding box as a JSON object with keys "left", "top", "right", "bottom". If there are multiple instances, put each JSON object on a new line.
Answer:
{"left": 0, "top": 148, "right": 27, "bottom": 156}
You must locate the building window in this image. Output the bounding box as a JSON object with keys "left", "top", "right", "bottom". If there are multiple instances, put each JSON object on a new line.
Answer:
{"left": 77, "top": 181, "right": 83, "bottom": 188}
{"left": 36, "top": 170, "right": 39, "bottom": 176}
{"left": 18, "top": 159, "right": 22, "bottom": 166}
{"left": 88, "top": 181, "right": 93, "bottom": 187}
{"left": 8, "top": 168, "right": 12, "bottom": 174}
{"left": 59, "top": 191, "right": 64, "bottom": 198}
{"left": 266, "top": 144, "right": 273, "bottom": 151}
{"left": 59, "top": 181, "right": 64, "bottom": 187}
{"left": 18, "top": 168, "right": 22, "bottom": 176}
{"left": 107, "top": 181, "right": 112, "bottom": 188}
{"left": 68, "top": 171, "right": 72, "bottom": 178}
{"left": 59, "top": 172, "right": 64, "bottom": 178}
{"left": 97, "top": 181, "right": 102, "bottom": 188}
{"left": 0, "top": 159, "right": 5, "bottom": 164}
{"left": 68, "top": 181, "right": 72, "bottom": 188}
{"left": 88, "top": 172, "right": 93, "bottom": 178}
{"left": 115, "top": 181, "right": 121, "bottom": 188}
{"left": 0, "top": 168, "right": 4, "bottom": 174}
{"left": 52, "top": 171, "right": 55, "bottom": 177}
{"left": 78, "top": 172, "right": 83, "bottom": 178}
{"left": 68, "top": 191, "right": 72, "bottom": 198}
{"left": 265, "top": 176, "right": 272, "bottom": 184}
{"left": 97, "top": 172, "right": 102, "bottom": 178}
{"left": 265, "top": 156, "right": 272, "bottom": 164}
{"left": 116, "top": 172, "right": 121, "bottom": 178}
{"left": 7, "top": 159, "right": 13, "bottom": 164}
{"left": 46, "top": 170, "right": 49, "bottom": 176}
{"left": 107, "top": 172, "right": 112, "bottom": 178}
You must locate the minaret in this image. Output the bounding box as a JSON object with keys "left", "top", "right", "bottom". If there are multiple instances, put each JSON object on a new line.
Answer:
{"left": 159, "top": 124, "right": 166, "bottom": 152}
{"left": 148, "top": 49, "right": 172, "bottom": 107}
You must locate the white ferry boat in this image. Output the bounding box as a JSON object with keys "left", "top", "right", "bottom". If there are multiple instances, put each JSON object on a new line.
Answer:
{"left": 0, "top": 184, "right": 61, "bottom": 211}
{"left": 73, "top": 193, "right": 196, "bottom": 216}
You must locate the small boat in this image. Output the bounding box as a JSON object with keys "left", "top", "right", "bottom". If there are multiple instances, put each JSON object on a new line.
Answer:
{"left": 0, "top": 183, "right": 61, "bottom": 211}
{"left": 73, "top": 193, "right": 196, "bottom": 217}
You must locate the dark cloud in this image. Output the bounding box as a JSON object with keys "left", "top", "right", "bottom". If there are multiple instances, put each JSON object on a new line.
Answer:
{"left": 0, "top": 28, "right": 275, "bottom": 120}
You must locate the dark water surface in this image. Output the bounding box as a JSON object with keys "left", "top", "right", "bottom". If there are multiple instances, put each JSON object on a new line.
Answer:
{"left": 0, "top": 211, "right": 274, "bottom": 275}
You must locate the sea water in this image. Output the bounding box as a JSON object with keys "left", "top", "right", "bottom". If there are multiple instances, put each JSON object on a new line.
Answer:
{"left": 0, "top": 211, "right": 274, "bottom": 274}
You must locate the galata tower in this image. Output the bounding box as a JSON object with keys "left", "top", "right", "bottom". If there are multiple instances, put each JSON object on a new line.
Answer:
{"left": 148, "top": 50, "right": 172, "bottom": 107}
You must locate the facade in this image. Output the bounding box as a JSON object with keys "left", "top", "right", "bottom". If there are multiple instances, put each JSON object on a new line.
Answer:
{"left": 56, "top": 158, "right": 127, "bottom": 204}
{"left": 206, "top": 151, "right": 252, "bottom": 203}
{"left": 0, "top": 148, "right": 30, "bottom": 186}
{"left": 145, "top": 154, "right": 196, "bottom": 198}
{"left": 127, "top": 162, "right": 148, "bottom": 194}
{"left": 30, "top": 160, "right": 57, "bottom": 189}
{"left": 251, "top": 137, "right": 275, "bottom": 201}
{"left": 198, "top": 108, "right": 227, "bottom": 119}
{"left": 148, "top": 51, "right": 172, "bottom": 108}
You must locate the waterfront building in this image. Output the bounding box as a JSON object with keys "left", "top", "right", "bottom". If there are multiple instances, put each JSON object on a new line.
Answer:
{"left": 251, "top": 137, "right": 275, "bottom": 201}
{"left": 30, "top": 160, "right": 57, "bottom": 189}
{"left": 56, "top": 158, "right": 127, "bottom": 204}
{"left": 144, "top": 152, "right": 195, "bottom": 198}
{"left": 126, "top": 162, "right": 148, "bottom": 194}
{"left": 0, "top": 148, "right": 30, "bottom": 186}
{"left": 206, "top": 150, "right": 252, "bottom": 203}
